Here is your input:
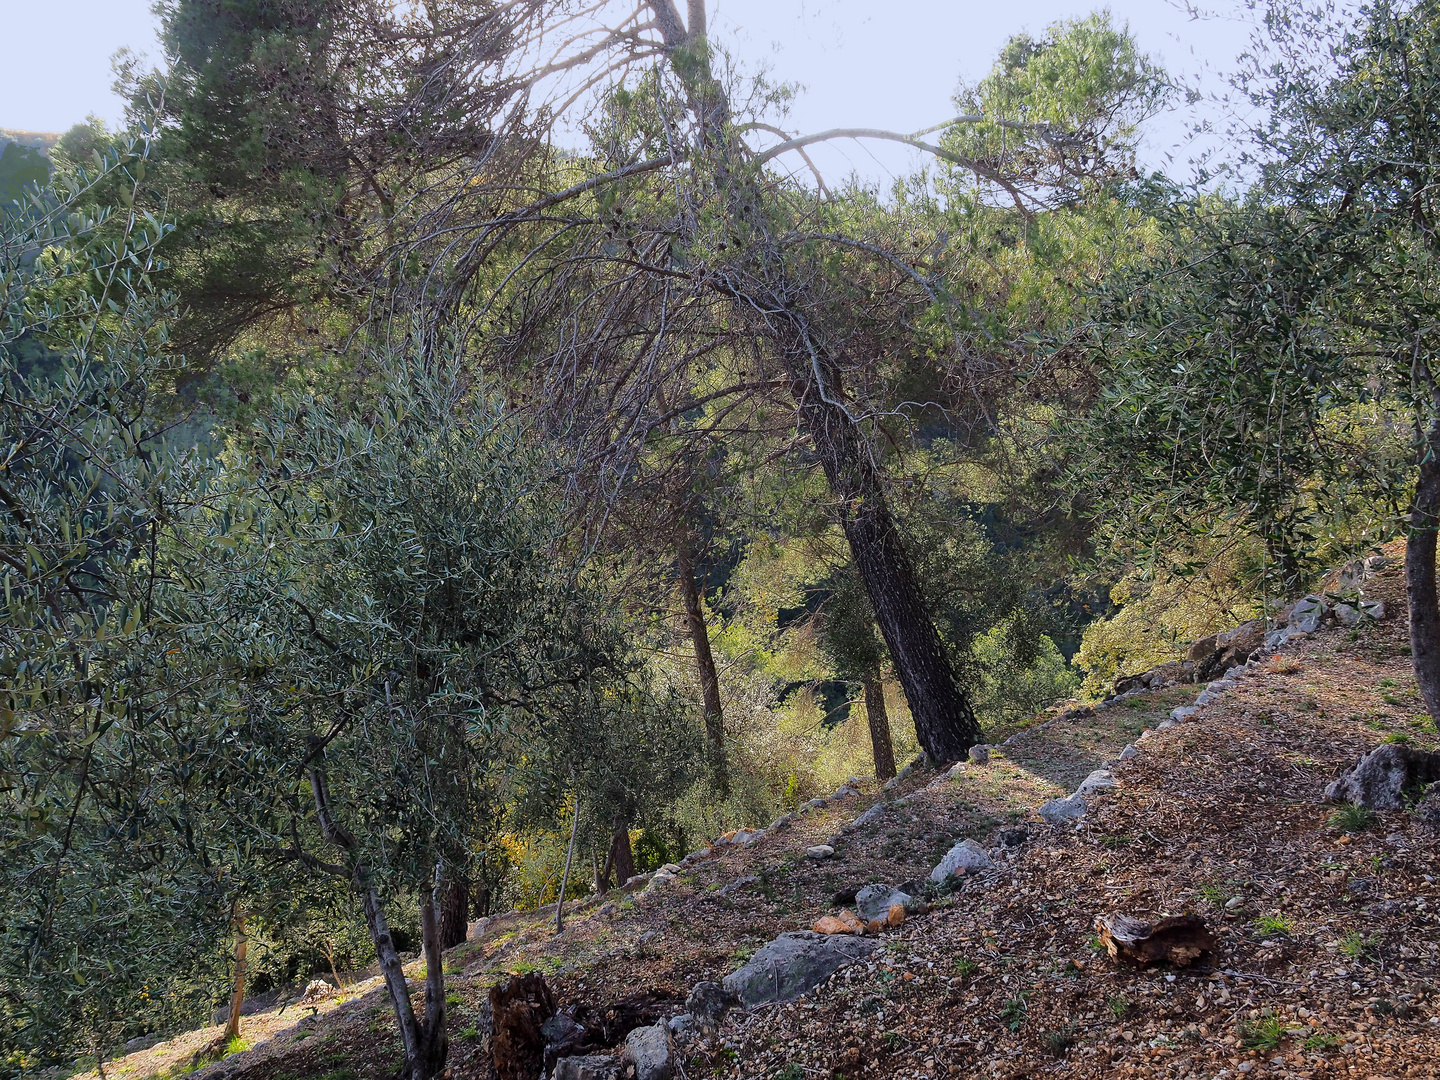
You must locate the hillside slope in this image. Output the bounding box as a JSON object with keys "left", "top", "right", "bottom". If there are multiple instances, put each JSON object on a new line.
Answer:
{"left": 84, "top": 555, "right": 1440, "bottom": 1080}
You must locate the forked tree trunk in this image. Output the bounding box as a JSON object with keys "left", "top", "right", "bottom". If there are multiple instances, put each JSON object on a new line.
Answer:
{"left": 416, "top": 886, "right": 449, "bottom": 1080}
{"left": 863, "top": 675, "right": 897, "bottom": 781}
{"left": 647, "top": 0, "right": 982, "bottom": 763}
{"left": 1408, "top": 423, "right": 1440, "bottom": 724}
{"left": 677, "top": 536, "right": 727, "bottom": 789}
{"left": 309, "top": 757, "right": 448, "bottom": 1079}
{"left": 223, "top": 907, "right": 248, "bottom": 1044}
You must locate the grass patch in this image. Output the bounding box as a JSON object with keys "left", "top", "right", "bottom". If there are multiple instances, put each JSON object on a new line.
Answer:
{"left": 1239, "top": 1011, "right": 1289, "bottom": 1050}
{"left": 1042, "top": 1025, "right": 1076, "bottom": 1057}
{"left": 953, "top": 957, "right": 979, "bottom": 977}
{"left": 1255, "top": 914, "right": 1293, "bottom": 936}
{"left": 1339, "top": 929, "right": 1375, "bottom": 959}
{"left": 1105, "top": 994, "right": 1131, "bottom": 1019}
{"left": 1328, "top": 804, "right": 1376, "bottom": 833}
{"left": 1303, "top": 1030, "right": 1340, "bottom": 1051}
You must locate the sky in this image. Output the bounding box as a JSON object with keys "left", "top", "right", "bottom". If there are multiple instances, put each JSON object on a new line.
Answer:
{"left": 0, "top": 0, "right": 1252, "bottom": 186}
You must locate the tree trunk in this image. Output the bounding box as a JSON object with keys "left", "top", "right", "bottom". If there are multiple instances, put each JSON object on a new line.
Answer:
{"left": 439, "top": 877, "right": 469, "bottom": 950}
{"left": 223, "top": 907, "right": 248, "bottom": 1044}
{"left": 416, "top": 885, "right": 449, "bottom": 1080}
{"left": 608, "top": 822, "right": 635, "bottom": 886}
{"left": 863, "top": 675, "right": 897, "bottom": 781}
{"left": 677, "top": 536, "right": 727, "bottom": 790}
{"left": 308, "top": 756, "right": 444, "bottom": 1079}
{"left": 794, "top": 364, "right": 981, "bottom": 762}
{"left": 1409, "top": 424, "right": 1440, "bottom": 723}
{"left": 646, "top": 0, "right": 981, "bottom": 764}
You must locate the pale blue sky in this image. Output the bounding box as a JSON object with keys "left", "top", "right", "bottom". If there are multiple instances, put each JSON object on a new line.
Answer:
{"left": 1, "top": 0, "right": 1249, "bottom": 184}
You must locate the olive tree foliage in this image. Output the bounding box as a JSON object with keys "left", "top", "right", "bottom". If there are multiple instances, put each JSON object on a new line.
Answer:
{"left": 0, "top": 129, "right": 239, "bottom": 1070}
{"left": 1071, "top": 0, "right": 1440, "bottom": 715}
{"left": 176, "top": 353, "right": 666, "bottom": 1079}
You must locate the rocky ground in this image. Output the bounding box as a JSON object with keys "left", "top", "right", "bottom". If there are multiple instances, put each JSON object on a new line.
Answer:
{"left": 81, "top": 552, "right": 1440, "bottom": 1080}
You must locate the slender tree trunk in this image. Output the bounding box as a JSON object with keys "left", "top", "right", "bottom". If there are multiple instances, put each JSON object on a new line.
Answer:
{"left": 792, "top": 362, "right": 981, "bottom": 762}
{"left": 1409, "top": 422, "right": 1440, "bottom": 723}
{"left": 223, "top": 907, "right": 248, "bottom": 1044}
{"left": 417, "top": 885, "right": 448, "bottom": 1080}
{"left": 556, "top": 792, "right": 580, "bottom": 932}
{"left": 439, "top": 877, "right": 469, "bottom": 950}
{"left": 646, "top": 0, "right": 981, "bottom": 763}
{"left": 863, "top": 675, "right": 897, "bottom": 781}
{"left": 308, "top": 755, "right": 445, "bottom": 1079}
{"left": 677, "top": 536, "right": 727, "bottom": 789}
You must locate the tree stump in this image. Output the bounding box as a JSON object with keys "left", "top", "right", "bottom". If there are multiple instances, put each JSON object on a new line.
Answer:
{"left": 490, "top": 973, "right": 555, "bottom": 1080}
{"left": 1096, "top": 913, "right": 1215, "bottom": 967}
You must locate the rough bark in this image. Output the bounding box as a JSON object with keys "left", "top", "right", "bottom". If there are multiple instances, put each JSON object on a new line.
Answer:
{"left": 677, "top": 536, "right": 727, "bottom": 788}
{"left": 223, "top": 908, "right": 248, "bottom": 1044}
{"left": 863, "top": 675, "right": 897, "bottom": 781}
{"left": 1409, "top": 425, "right": 1440, "bottom": 724}
{"left": 645, "top": 0, "right": 982, "bottom": 763}
{"left": 439, "top": 877, "right": 469, "bottom": 950}
{"left": 609, "top": 821, "right": 636, "bottom": 885}
{"left": 1096, "top": 912, "right": 1216, "bottom": 968}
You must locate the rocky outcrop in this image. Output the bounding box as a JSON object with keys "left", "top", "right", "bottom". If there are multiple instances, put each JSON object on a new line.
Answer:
{"left": 722, "top": 931, "right": 877, "bottom": 1006}
{"left": 1325, "top": 743, "right": 1440, "bottom": 810}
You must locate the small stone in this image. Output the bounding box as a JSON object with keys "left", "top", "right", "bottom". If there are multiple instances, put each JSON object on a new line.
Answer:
{"left": 1193, "top": 690, "right": 1215, "bottom": 706}
{"left": 1171, "top": 705, "right": 1199, "bottom": 722}
{"left": 1361, "top": 598, "right": 1385, "bottom": 620}
{"left": 1289, "top": 595, "right": 1327, "bottom": 633}
{"left": 853, "top": 803, "right": 886, "bottom": 828}
{"left": 968, "top": 744, "right": 991, "bottom": 764}
{"left": 930, "top": 838, "right": 993, "bottom": 881}
{"left": 854, "top": 883, "right": 914, "bottom": 921}
{"left": 813, "top": 914, "right": 862, "bottom": 935}
{"left": 554, "top": 1056, "right": 617, "bottom": 1080}
{"left": 684, "top": 981, "right": 738, "bottom": 1032}
{"left": 1334, "top": 602, "right": 1362, "bottom": 627}
{"left": 805, "top": 844, "right": 835, "bottom": 860}
{"left": 1157, "top": 719, "right": 1178, "bottom": 730}
{"left": 1118, "top": 744, "right": 1138, "bottom": 761}
{"left": 886, "top": 903, "right": 906, "bottom": 927}
{"left": 1076, "top": 770, "right": 1116, "bottom": 797}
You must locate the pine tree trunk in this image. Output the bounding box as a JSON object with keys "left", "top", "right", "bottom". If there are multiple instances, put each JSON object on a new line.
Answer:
{"left": 1408, "top": 425, "right": 1440, "bottom": 723}
{"left": 863, "top": 675, "right": 897, "bottom": 781}
{"left": 677, "top": 537, "right": 727, "bottom": 789}
{"left": 791, "top": 363, "right": 981, "bottom": 762}
{"left": 646, "top": 0, "right": 981, "bottom": 764}
{"left": 439, "top": 877, "right": 469, "bottom": 950}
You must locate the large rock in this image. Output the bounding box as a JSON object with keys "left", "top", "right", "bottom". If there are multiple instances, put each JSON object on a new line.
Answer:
{"left": 1038, "top": 794, "right": 1087, "bottom": 824}
{"left": 854, "top": 884, "right": 914, "bottom": 922}
{"left": 722, "top": 931, "right": 877, "bottom": 1006}
{"left": 1188, "top": 620, "right": 1265, "bottom": 681}
{"left": 930, "top": 838, "right": 992, "bottom": 881}
{"left": 623, "top": 1024, "right": 672, "bottom": 1080}
{"left": 553, "top": 1057, "right": 618, "bottom": 1080}
{"left": 684, "top": 981, "right": 739, "bottom": 1033}
{"left": 1325, "top": 743, "right": 1440, "bottom": 810}
{"left": 1289, "top": 595, "right": 1327, "bottom": 634}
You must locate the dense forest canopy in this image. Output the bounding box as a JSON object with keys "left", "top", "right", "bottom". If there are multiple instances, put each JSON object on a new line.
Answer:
{"left": 4, "top": 0, "right": 1439, "bottom": 1075}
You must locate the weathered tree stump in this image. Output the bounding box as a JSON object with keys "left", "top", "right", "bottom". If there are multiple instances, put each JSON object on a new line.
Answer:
{"left": 490, "top": 973, "right": 555, "bottom": 1080}
{"left": 1096, "top": 912, "right": 1215, "bottom": 967}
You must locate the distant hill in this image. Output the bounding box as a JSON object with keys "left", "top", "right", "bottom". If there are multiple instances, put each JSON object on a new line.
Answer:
{"left": 0, "top": 131, "right": 56, "bottom": 211}
{"left": 1, "top": 129, "right": 61, "bottom": 152}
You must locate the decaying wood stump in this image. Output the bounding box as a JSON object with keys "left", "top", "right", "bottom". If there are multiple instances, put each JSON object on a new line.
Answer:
{"left": 490, "top": 972, "right": 556, "bottom": 1080}
{"left": 1096, "top": 912, "right": 1215, "bottom": 967}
